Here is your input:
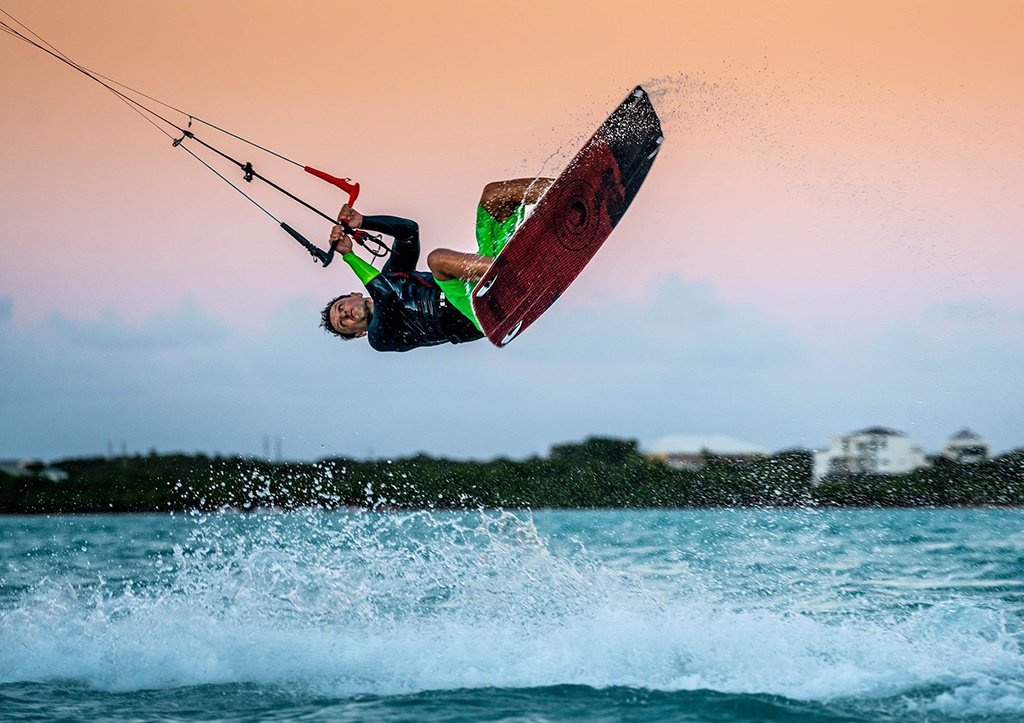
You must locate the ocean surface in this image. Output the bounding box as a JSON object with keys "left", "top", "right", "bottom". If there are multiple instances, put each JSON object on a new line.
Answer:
{"left": 1, "top": 507, "right": 1022, "bottom": 721}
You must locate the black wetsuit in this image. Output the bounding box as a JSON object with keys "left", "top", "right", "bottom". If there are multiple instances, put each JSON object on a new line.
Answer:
{"left": 354, "top": 215, "right": 483, "bottom": 352}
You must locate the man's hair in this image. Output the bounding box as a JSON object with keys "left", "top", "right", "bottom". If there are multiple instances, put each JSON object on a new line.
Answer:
{"left": 320, "top": 293, "right": 360, "bottom": 340}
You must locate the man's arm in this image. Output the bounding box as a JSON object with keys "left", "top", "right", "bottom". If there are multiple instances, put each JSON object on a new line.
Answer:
{"left": 362, "top": 216, "right": 419, "bottom": 274}
{"left": 335, "top": 204, "right": 420, "bottom": 274}
{"left": 330, "top": 213, "right": 380, "bottom": 285}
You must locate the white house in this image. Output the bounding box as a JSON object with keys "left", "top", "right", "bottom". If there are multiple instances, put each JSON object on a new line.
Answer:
{"left": 813, "top": 427, "right": 928, "bottom": 481}
{"left": 941, "top": 428, "right": 990, "bottom": 463}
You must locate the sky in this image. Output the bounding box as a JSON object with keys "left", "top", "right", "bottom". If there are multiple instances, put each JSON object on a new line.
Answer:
{"left": 1, "top": 0, "right": 1022, "bottom": 462}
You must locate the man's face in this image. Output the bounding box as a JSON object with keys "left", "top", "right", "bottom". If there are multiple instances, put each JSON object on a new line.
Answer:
{"left": 329, "top": 293, "right": 372, "bottom": 336}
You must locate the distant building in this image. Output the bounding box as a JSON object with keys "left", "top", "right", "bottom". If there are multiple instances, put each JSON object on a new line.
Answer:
{"left": 941, "top": 428, "right": 989, "bottom": 463}
{"left": 813, "top": 427, "right": 928, "bottom": 481}
{"left": 0, "top": 458, "right": 68, "bottom": 482}
{"left": 644, "top": 434, "right": 770, "bottom": 470}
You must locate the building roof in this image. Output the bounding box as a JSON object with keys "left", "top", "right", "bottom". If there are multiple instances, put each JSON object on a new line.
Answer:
{"left": 854, "top": 426, "right": 905, "bottom": 437}
{"left": 644, "top": 434, "right": 769, "bottom": 456}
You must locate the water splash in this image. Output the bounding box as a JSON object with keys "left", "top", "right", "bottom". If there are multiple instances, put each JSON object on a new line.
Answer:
{"left": 1, "top": 509, "right": 1022, "bottom": 716}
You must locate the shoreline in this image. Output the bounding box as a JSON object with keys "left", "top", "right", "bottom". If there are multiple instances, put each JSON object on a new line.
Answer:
{"left": 3, "top": 437, "right": 1022, "bottom": 514}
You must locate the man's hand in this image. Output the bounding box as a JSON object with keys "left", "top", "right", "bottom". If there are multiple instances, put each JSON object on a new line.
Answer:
{"left": 329, "top": 225, "right": 354, "bottom": 255}
{"left": 337, "top": 204, "right": 364, "bottom": 230}
{"left": 330, "top": 204, "right": 364, "bottom": 253}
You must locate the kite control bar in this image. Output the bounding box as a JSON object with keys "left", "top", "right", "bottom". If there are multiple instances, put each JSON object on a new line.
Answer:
{"left": 304, "top": 166, "right": 360, "bottom": 206}
{"left": 293, "top": 166, "right": 392, "bottom": 265}
{"left": 174, "top": 128, "right": 390, "bottom": 267}
{"left": 280, "top": 165, "right": 391, "bottom": 264}
{"left": 278, "top": 166, "right": 364, "bottom": 267}
{"left": 281, "top": 221, "right": 337, "bottom": 266}
{"left": 281, "top": 166, "right": 392, "bottom": 266}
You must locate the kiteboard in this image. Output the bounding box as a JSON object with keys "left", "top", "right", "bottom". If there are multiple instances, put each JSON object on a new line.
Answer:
{"left": 472, "top": 86, "right": 664, "bottom": 347}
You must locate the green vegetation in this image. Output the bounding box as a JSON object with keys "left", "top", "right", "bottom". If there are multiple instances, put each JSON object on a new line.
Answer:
{"left": 1, "top": 439, "right": 1022, "bottom": 514}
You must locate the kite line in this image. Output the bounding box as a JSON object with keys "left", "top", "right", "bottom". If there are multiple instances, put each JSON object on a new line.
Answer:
{"left": 1, "top": 7, "right": 389, "bottom": 266}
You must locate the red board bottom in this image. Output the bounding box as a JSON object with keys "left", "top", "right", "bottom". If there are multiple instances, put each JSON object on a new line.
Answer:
{"left": 472, "top": 87, "right": 663, "bottom": 346}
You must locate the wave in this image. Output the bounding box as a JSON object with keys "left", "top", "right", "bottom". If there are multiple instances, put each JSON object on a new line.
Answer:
{"left": 1, "top": 509, "right": 1022, "bottom": 717}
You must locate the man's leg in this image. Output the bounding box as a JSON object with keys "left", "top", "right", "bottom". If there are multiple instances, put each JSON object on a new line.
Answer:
{"left": 476, "top": 178, "right": 553, "bottom": 257}
{"left": 427, "top": 248, "right": 491, "bottom": 282}
{"left": 433, "top": 178, "right": 555, "bottom": 332}
{"left": 479, "top": 178, "right": 553, "bottom": 222}
{"left": 429, "top": 249, "right": 491, "bottom": 332}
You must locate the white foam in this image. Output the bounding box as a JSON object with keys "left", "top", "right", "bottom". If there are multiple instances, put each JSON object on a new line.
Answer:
{"left": 1, "top": 509, "right": 1022, "bottom": 713}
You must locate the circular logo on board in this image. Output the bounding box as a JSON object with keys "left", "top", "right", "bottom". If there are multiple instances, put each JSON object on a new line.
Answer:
{"left": 553, "top": 179, "right": 597, "bottom": 251}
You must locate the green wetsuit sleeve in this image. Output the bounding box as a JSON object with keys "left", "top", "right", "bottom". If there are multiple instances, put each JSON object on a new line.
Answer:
{"left": 343, "top": 252, "right": 380, "bottom": 285}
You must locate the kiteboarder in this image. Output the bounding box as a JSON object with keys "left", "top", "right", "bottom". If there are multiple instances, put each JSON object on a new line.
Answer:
{"left": 5, "top": 15, "right": 663, "bottom": 351}
{"left": 321, "top": 178, "right": 552, "bottom": 352}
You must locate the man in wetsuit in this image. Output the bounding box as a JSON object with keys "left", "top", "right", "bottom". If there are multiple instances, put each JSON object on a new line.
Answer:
{"left": 320, "top": 178, "right": 552, "bottom": 352}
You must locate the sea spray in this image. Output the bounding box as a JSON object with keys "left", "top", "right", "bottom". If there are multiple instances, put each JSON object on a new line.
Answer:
{"left": 1, "top": 509, "right": 1022, "bottom": 715}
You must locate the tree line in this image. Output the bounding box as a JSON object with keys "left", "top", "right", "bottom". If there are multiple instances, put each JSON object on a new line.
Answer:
{"left": 2, "top": 438, "right": 1022, "bottom": 514}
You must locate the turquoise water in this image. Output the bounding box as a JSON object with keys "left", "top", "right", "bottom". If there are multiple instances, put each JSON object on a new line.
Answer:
{"left": 1, "top": 508, "right": 1022, "bottom": 721}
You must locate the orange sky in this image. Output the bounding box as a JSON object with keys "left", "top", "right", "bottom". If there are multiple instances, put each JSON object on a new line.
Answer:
{"left": 2, "top": 0, "right": 1023, "bottom": 460}
{"left": 3, "top": 0, "right": 1022, "bottom": 333}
